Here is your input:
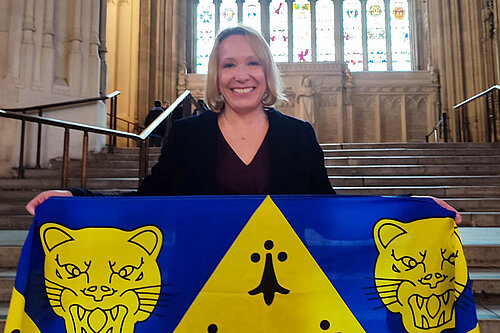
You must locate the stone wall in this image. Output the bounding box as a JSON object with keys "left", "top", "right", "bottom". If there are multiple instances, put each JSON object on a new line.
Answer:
{"left": 183, "top": 63, "right": 438, "bottom": 143}
{"left": 0, "top": 0, "right": 107, "bottom": 175}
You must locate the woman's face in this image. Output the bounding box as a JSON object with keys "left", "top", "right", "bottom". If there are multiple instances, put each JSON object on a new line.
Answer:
{"left": 217, "top": 34, "right": 267, "bottom": 115}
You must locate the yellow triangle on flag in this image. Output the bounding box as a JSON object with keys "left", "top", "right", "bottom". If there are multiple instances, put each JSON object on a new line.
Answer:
{"left": 174, "top": 196, "right": 366, "bottom": 332}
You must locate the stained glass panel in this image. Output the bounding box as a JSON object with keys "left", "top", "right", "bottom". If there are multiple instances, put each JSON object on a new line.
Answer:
{"left": 193, "top": 0, "right": 414, "bottom": 73}
{"left": 343, "top": 0, "right": 363, "bottom": 71}
{"left": 366, "top": 0, "right": 387, "bottom": 71}
{"left": 243, "top": 0, "right": 261, "bottom": 32}
{"left": 390, "top": 0, "right": 411, "bottom": 71}
{"left": 316, "top": 0, "right": 335, "bottom": 62}
{"left": 220, "top": 0, "right": 238, "bottom": 32}
{"left": 196, "top": 0, "right": 215, "bottom": 74}
{"left": 270, "top": 1, "right": 288, "bottom": 62}
{"left": 293, "top": 1, "right": 312, "bottom": 62}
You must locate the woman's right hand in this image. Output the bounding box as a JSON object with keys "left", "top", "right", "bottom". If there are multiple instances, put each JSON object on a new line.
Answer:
{"left": 25, "top": 190, "right": 73, "bottom": 215}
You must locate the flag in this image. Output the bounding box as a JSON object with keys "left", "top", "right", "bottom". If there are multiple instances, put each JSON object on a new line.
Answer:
{"left": 5, "top": 195, "right": 479, "bottom": 332}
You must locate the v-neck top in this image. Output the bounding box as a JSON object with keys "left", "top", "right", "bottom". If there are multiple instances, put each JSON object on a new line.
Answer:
{"left": 215, "top": 125, "right": 270, "bottom": 194}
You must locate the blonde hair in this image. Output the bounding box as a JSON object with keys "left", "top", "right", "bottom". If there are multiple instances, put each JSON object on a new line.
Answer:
{"left": 205, "top": 26, "right": 287, "bottom": 112}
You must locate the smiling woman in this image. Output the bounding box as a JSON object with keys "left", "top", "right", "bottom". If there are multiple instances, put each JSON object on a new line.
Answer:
{"left": 26, "top": 26, "right": 335, "bottom": 215}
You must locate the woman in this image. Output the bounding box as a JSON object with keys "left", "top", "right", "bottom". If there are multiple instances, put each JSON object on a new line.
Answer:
{"left": 26, "top": 26, "right": 334, "bottom": 213}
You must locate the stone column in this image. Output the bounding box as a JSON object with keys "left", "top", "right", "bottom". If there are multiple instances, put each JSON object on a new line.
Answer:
{"left": 68, "top": 0, "right": 83, "bottom": 95}
{"left": 20, "top": 0, "right": 35, "bottom": 87}
{"left": 88, "top": 0, "right": 101, "bottom": 96}
{"left": 41, "top": 0, "right": 56, "bottom": 89}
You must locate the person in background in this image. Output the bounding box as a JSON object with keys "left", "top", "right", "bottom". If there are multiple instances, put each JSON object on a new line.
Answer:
{"left": 144, "top": 100, "right": 166, "bottom": 147}
{"left": 25, "top": 26, "right": 460, "bottom": 224}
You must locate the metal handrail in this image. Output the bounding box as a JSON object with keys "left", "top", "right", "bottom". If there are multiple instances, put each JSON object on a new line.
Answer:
{"left": 0, "top": 90, "right": 195, "bottom": 189}
{"left": 106, "top": 113, "right": 144, "bottom": 147}
{"left": 139, "top": 90, "right": 191, "bottom": 139}
{"left": 2, "top": 91, "right": 120, "bottom": 113}
{"left": 425, "top": 113, "right": 448, "bottom": 143}
{"left": 1, "top": 91, "right": 121, "bottom": 169}
{"left": 453, "top": 85, "right": 500, "bottom": 109}
{"left": 453, "top": 85, "right": 499, "bottom": 142}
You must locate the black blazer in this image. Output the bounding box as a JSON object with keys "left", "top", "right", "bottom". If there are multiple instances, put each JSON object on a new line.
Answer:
{"left": 137, "top": 108, "right": 334, "bottom": 195}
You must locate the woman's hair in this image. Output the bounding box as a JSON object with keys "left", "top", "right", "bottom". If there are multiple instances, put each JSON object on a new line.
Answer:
{"left": 205, "top": 26, "right": 287, "bottom": 112}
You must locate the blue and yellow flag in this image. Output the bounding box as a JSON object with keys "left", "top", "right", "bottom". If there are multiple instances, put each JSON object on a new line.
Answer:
{"left": 5, "top": 195, "right": 479, "bottom": 332}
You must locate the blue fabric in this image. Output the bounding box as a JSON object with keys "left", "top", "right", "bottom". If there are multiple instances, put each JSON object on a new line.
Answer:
{"left": 9, "top": 195, "right": 478, "bottom": 332}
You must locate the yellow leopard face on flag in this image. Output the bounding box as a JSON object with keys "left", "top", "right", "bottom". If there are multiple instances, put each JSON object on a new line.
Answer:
{"left": 174, "top": 196, "right": 366, "bottom": 333}
{"left": 40, "top": 223, "right": 163, "bottom": 333}
{"left": 373, "top": 218, "right": 468, "bottom": 333}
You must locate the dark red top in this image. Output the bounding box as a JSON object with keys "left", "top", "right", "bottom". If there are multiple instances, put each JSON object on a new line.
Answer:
{"left": 215, "top": 126, "right": 270, "bottom": 194}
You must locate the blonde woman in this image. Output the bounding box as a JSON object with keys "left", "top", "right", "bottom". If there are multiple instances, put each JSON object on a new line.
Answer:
{"left": 26, "top": 26, "right": 334, "bottom": 213}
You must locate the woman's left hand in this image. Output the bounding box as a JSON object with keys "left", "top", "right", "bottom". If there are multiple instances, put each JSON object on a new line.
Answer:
{"left": 413, "top": 196, "right": 462, "bottom": 224}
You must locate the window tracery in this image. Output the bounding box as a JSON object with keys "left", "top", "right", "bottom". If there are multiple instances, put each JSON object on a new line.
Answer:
{"left": 193, "top": 0, "right": 413, "bottom": 73}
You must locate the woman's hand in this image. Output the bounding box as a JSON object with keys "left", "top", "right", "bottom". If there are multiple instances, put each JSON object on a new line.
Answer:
{"left": 25, "top": 190, "right": 73, "bottom": 215}
{"left": 413, "top": 195, "right": 462, "bottom": 224}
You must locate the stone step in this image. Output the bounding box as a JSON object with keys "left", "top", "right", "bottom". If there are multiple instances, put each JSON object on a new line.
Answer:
{"left": 323, "top": 147, "right": 500, "bottom": 157}
{"left": 335, "top": 185, "right": 500, "bottom": 197}
{"left": 320, "top": 142, "right": 500, "bottom": 150}
{"left": 0, "top": 215, "right": 32, "bottom": 230}
{"left": 327, "top": 164, "right": 500, "bottom": 176}
{"left": 88, "top": 152, "right": 161, "bottom": 162}
{"left": 101, "top": 146, "right": 162, "bottom": 154}
{"left": 460, "top": 212, "right": 500, "bottom": 227}
{"left": 444, "top": 198, "right": 500, "bottom": 212}
{"left": 324, "top": 155, "right": 500, "bottom": 166}
{"left": 1, "top": 307, "right": 499, "bottom": 333}
{"left": 0, "top": 177, "right": 139, "bottom": 191}
{"left": 330, "top": 175, "right": 500, "bottom": 187}
{"left": 0, "top": 270, "right": 15, "bottom": 303}
{"left": 460, "top": 228, "right": 500, "bottom": 268}
{"left": 0, "top": 178, "right": 61, "bottom": 190}
{"left": 69, "top": 177, "right": 138, "bottom": 190}
{"left": 0, "top": 189, "right": 42, "bottom": 202}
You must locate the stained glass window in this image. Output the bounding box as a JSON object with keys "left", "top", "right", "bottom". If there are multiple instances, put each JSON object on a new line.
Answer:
{"left": 243, "top": 0, "right": 261, "bottom": 32}
{"left": 293, "top": 1, "right": 312, "bottom": 62}
{"left": 316, "top": 0, "right": 335, "bottom": 62}
{"left": 193, "top": 0, "right": 413, "bottom": 73}
{"left": 343, "top": 0, "right": 363, "bottom": 71}
{"left": 196, "top": 0, "right": 215, "bottom": 74}
{"left": 366, "top": 0, "right": 387, "bottom": 71}
{"left": 390, "top": 0, "right": 411, "bottom": 71}
{"left": 220, "top": 0, "right": 238, "bottom": 32}
{"left": 270, "top": 1, "right": 289, "bottom": 62}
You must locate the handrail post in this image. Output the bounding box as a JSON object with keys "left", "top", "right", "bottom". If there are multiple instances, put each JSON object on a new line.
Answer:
{"left": 62, "top": 128, "right": 70, "bottom": 188}
{"left": 443, "top": 113, "right": 448, "bottom": 143}
{"left": 81, "top": 131, "right": 89, "bottom": 187}
{"left": 144, "top": 138, "right": 149, "bottom": 179}
{"left": 494, "top": 89, "right": 498, "bottom": 142}
{"left": 18, "top": 118, "right": 26, "bottom": 179}
{"left": 138, "top": 139, "right": 146, "bottom": 184}
{"left": 112, "top": 96, "right": 117, "bottom": 147}
{"left": 127, "top": 123, "right": 130, "bottom": 147}
{"left": 108, "top": 96, "right": 114, "bottom": 147}
{"left": 36, "top": 108, "right": 43, "bottom": 169}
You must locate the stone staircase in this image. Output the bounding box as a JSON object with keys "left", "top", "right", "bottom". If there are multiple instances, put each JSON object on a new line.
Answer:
{"left": 0, "top": 143, "right": 499, "bottom": 331}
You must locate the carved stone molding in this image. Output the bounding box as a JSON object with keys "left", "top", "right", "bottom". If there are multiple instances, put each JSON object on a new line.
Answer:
{"left": 278, "top": 62, "right": 346, "bottom": 75}
{"left": 318, "top": 94, "right": 338, "bottom": 107}
{"left": 352, "top": 95, "right": 376, "bottom": 108}
{"left": 406, "top": 95, "right": 428, "bottom": 108}
{"left": 380, "top": 95, "right": 402, "bottom": 108}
